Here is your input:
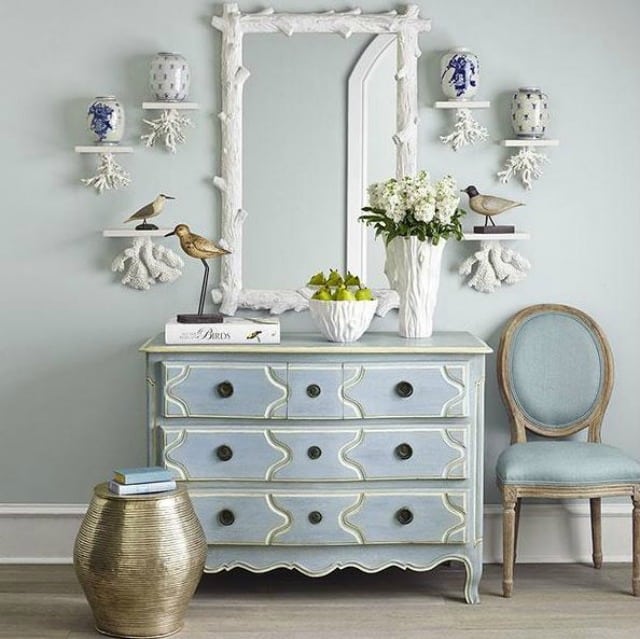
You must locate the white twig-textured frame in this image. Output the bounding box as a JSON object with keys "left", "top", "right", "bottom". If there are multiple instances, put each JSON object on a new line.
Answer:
{"left": 211, "top": 3, "right": 430, "bottom": 315}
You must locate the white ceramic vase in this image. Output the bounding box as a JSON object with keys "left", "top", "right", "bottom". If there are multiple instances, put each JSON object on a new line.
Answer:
{"left": 87, "top": 96, "right": 125, "bottom": 144}
{"left": 440, "top": 48, "right": 479, "bottom": 100}
{"left": 385, "top": 236, "right": 445, "bottom": 338}
{"left": 150, "top": 52, "right": 191, "bottom": 102}
{"left": 511, "top": 87, "right": 549, "bottom": 138}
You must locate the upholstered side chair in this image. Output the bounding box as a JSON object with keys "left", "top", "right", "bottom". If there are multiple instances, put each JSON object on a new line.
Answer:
{"left": 495, "top": 303, "right": 640, "bottom": 597}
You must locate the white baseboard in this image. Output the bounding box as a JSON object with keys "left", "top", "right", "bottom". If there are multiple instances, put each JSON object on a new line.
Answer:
{"left": 0, "top": 501, "right": 634, "bottom": 564}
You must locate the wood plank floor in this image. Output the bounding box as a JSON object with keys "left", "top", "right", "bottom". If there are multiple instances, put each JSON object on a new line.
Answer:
{"left": 0, "top": 563, "right": 638, "bottom": 638}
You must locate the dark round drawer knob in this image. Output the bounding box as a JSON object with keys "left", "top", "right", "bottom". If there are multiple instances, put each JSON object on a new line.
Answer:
{"left": 395, "top": 381, "right": 414, "bottom": 398}
{"left": 216, "top": 381, "right": 234, "bottom": 398}
{"left": 307, "top": 445, "right": 322, "bottom": 460}
{"left": 395, "top": 508, "right": 414, "bottom": 525}
{"left": 395, "top": 443, "right": 413, "bottom": 460}
{"left": 306, "top": 384, "right": 321, "bottom": 398}
{"left": 308, "top": 511, "right": 323, "bottom": 525}
{"left": 216, "top": 444, "right": 233, "bottom": 462}
{"left": 218, "top": 509, "right": 235, "bottom": 526}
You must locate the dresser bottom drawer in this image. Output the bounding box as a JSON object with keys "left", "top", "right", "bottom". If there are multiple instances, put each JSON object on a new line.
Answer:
{"left": 190, "top": 490, "right": 467, "bottom": 546}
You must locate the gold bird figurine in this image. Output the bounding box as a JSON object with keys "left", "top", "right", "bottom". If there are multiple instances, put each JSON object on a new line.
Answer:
{"left": 124, "top": 194, "right": 175, "bottom": 230}
{"left": 164, "top": 224, "right": 231, "bottom": 323}
{"left": 461, "top": 186, "right": 523, "bottom": 233}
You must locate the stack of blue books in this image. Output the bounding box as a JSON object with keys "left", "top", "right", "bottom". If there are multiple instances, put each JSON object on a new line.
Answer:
{"left": 108, "top": 466, "right": 176, "bottom": 495}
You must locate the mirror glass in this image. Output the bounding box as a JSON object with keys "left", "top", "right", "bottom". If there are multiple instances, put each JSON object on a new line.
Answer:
{"left": 242, "top": 34, "right": 370, "bottom": 290}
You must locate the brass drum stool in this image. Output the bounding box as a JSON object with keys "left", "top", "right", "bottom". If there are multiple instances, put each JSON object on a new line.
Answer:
{"left": 74, "top": 483, "right": 206, "bottom": 638}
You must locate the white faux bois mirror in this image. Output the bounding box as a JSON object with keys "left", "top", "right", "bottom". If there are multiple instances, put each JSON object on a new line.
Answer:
{"left": 211, "top": 3, "right": 430, "bottom": 315}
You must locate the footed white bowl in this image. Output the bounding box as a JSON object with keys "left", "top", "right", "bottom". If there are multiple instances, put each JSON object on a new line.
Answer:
{"left": 308, "top": 299, "right": 377, "bottom": 343}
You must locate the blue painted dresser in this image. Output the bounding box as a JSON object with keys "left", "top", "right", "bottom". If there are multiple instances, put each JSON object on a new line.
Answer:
{"left": 141, "top": 332, "right": 491, "bottom": 603}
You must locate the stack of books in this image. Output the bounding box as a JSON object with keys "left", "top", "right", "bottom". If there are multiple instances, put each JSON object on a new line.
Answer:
{"left": 108, "top": 466, "right": 176, "bottom": 495}
{"left": 165, "top": 316, "right": 280, "bottom": 345}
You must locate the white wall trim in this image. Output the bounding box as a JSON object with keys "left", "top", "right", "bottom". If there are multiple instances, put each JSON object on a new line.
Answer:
{"left": 0, "top": 502, "right": 633, "bottom": 564}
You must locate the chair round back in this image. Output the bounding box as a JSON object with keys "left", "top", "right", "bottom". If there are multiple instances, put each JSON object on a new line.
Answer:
{"left": 497, "top": 304, "right": 613, "bottom": 441}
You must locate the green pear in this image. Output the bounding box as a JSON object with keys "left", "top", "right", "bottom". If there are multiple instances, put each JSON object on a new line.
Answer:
{"left": 326, "top": 269, "right": 344, "bottom": 288}
{"left": 335, "top": 286, "right": 356, "bottom": 301}
{"left": 307, "top": 271, "right": 326, "bottom": 286}
{"left": 345, "top": 271, "right": 361, "bottom": 288}
{"left": 312, "top": 287, "right": 333, "bottom": 301}
{"left": 355, "top": 287, "right": 374, "bottom": 301}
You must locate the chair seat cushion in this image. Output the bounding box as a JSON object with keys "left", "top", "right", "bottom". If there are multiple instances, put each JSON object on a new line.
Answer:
{"left": 496, "top": 442, "right": 640, "bottom": 486}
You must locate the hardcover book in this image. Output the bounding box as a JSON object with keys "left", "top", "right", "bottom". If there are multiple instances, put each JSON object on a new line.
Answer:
{"left": 113, "top": 466, "right": 173, "bottom": 485}
{"left": 108, "top": 479, "right": 177, "bottom": 496}
{"left": 165, "top": 316, "right": 280, "bottom": 345}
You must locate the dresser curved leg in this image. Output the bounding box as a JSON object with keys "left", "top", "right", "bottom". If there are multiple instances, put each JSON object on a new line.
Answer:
{"left": 464, "top": 555, "right": 482, "bottom": 604}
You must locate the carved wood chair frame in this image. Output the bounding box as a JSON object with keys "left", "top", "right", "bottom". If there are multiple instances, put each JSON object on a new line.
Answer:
{"left": 496, "top": 303, "right": 639, "bottom": 597}
{"left": 211, "top": 3, "right": 430, "bottom": 315}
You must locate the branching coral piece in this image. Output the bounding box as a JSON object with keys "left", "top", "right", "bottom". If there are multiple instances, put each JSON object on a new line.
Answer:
{"left": 81, "top": 153, "right": 131, "bottom": 194}
{"left": 440, "top": 108, "right": 488, "bottom": 151}
{"left": 497, "top": 147, "right": 550, "bottom": 190}
{"left": 111, "top": 237, "right": 184, "bottom": 290}
{"left": 459, "top": 240, "right": 531, "bottom": 293}
{"left": 141, "top": 109, "right": 194, "bottom": 153}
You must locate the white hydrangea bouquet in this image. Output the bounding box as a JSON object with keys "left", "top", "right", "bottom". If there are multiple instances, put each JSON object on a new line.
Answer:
{"left": 359, "top": 170, "right": 465, "bottom": 245}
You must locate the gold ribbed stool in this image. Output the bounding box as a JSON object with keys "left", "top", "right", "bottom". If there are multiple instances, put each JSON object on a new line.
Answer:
{"left": 74, "top": 483, "right": 207, "bottom": 638}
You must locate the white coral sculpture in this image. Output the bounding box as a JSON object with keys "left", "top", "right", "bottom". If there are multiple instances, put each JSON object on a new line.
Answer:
{"left": 440, "top": 108, "right": 488, "bottom": 151}
{"left": 497, "top": 147, "right": 550, "bottom": 190}
{"left": 111, "top": 237, "right": 184, "bottom": 290}
{"left": 459, "top": 240, "right": 531, "bottom": 293}
{"left": 81, "top": 153, "right": 131, "bottom": 194}
{"left": 141, "top": 109, "right": 194, "bottom": 153}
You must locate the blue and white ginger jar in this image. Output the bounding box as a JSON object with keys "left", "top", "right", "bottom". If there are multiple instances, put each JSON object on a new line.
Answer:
{"left": 150, "top": 52, "right": 191, "bottom": 102}
{"left": 87, "top": 96, "right": 125, "bottom": 144}
{"left": 440, "top": 48, "right": 479, "bottom": 100}
{"left": 511, "top": 87, "right": 549, "bottom": 138}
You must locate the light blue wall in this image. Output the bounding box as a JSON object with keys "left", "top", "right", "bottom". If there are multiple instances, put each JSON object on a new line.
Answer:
{"left": 1, "top": 0, "right": 638, "bottom": 503}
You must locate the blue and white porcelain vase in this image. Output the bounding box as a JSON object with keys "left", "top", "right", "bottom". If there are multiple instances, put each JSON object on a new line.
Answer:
{"left": 87, "top": 96, "right": 125, "bottom": 144}
{"left": 149, "top": 52, "right": 191, "bottom": 102}
{"left": 511, "top": 87, "right": 549, "bottom": 138}
{"left": 440, "top": 48, "right": 479, "bottom": 100}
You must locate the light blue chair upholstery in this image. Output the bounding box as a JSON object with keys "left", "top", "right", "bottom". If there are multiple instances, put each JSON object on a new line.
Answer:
{"left": 495, "top": 304, "right": 640, "bottom": 598}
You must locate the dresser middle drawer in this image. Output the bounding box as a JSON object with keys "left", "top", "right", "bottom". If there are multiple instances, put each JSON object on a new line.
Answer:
{"left": 158, "top": 426, "right": 469, "bottom": 481}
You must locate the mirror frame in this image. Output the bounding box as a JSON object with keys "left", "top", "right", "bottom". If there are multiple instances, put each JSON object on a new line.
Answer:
{"left": 211, "top": 3, "right": 430, "bottom": 315}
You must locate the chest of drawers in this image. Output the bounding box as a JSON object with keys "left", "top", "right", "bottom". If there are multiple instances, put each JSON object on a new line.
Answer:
{"left": 141, "top": 331, "right": 490, "bottom": 603}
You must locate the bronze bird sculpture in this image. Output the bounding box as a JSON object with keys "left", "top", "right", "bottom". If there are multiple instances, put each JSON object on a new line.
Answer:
{"left": 124, "top": 194, "right": 175, "bottom": 230}
{"left": 165, "top": 224, "right": 231, "bottom": 323}
{"left": 461, "top": 186, "right": 523, "bottom": 233}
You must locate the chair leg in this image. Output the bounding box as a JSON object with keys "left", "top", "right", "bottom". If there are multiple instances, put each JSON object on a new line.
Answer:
{"left": 513, "top": 498, "right": 522, "bottom": 566}
{"left": 633, "top": 493, "right": 639, "bottom": 597}
{"left": 590, "top": 497, "right": 602, "bottom": 569}
{"left": 502, "top": 489, "right": 517, "bottom": 597}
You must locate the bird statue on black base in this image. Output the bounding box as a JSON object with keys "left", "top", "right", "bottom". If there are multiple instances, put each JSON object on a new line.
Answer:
{"left": 124, "top": 194, "right": 175, "bottom": 230}
{"left": 461, "top": 186, "right": 523, "bottom": 234}
{"left": 164, "top": 224, "right": 231, "bottom": 323}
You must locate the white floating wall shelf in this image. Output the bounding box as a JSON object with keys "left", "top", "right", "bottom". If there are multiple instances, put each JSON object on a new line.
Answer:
{"left": 433, "top": 100, "right": 490, "bottom": 151}
{"left": 102, "top": 228, "right": 173, "bottom": 238}
{"left": 141, "top": 102, "right": 200, "bottom": 153}
{"left": 462, "top": 232, "right": 530, "bottom": 241}
{"left": 497, "top": 138, "right": 560, "bottom": 190}
{"left": 75, "top": 145, "right": 133, "bottom": 194}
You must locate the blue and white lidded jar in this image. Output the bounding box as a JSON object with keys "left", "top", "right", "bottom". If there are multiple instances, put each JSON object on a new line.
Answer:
{"left": 87, "top": 96, "right": 125, "bottom": 144}
{"left": 440, "top": 48, "right": 479, "bottom": 100}
{"left": 149, "top": 52, "right": 191, "bottom": 102}
{"left": 511, "top": 87, "right": 549, "bottom": 138}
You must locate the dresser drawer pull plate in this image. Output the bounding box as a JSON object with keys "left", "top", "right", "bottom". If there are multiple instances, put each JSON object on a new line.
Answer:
{"left": 218, "top": 509, "right": 235, "bottom": 526}
{"left": 307, "top": 445, "right": 322, "bottom": 460}
{"left": 308, "top": 511, "right": 323, "bottom": 524}
{"left": 216, "top": 381, "right": 234, "bottom": 398}
{"left": 215, "top": 444, "right": 233, "bottom": 461}
{"left": 306, "top": 384, "right": 322, "bottom": 398}
{"left": 394, "top": 443, "right": 413, "bottom": 460}
{"left": 395, "top": 381, "right": 414, "bottom": 398}
{"left": 395, "top": 508, "right": 414, "bottom": 525}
